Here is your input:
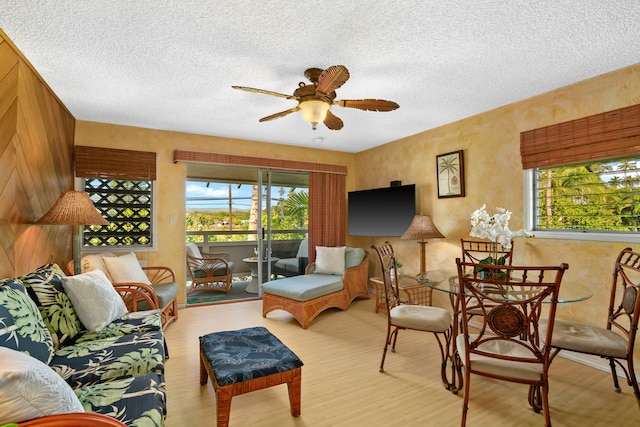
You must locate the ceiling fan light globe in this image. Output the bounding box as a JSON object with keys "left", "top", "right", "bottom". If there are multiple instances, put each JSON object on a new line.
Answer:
{"left": 300, "top": 100, "right": 330, "bottom": 129}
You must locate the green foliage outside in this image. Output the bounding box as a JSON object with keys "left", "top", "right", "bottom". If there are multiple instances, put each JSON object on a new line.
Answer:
{"left": 186, "top": 188, "right": 308, "bottom": 242}
{"left": 537, "top": 158, "right": 640, "bottom": 232}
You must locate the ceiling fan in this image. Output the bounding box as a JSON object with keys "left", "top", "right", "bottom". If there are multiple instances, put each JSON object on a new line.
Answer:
{"left": 232, "top": 65, "right": 399, "bottom": 131}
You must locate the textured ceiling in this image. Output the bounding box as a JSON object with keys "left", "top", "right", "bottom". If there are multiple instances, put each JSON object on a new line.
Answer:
{"left": 1, "top": 1, "right": 639, "bottom": 153}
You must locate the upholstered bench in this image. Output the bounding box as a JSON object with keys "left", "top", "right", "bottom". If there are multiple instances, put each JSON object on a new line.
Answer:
{"left": 199, "top": 326, "right": 303, "bottom": 427}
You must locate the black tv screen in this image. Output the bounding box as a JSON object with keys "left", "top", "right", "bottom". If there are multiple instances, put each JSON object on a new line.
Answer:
{"left": 348, "top": 184, "right": 416, "bottom": 236}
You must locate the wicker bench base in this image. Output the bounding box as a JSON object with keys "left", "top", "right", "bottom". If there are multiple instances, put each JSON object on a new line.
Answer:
{"left": 199, "top": 328, "right": 302, "bottom": 427}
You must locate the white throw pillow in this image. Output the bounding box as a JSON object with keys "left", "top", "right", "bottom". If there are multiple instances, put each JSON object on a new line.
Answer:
{"left": 0, "top": 347, "right": 84, "bottom": 424}
{"left": 61, "top": 269, "right": 128, "bottom": 332}
{"left": 103, "top": 252, "right": 152, "bottom": 285}
{"left": 314, "top": 246, "right": 346, "bottom": 275}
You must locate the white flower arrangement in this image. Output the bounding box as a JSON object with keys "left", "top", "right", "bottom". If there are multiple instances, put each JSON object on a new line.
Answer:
{"left": 469, "top": 204, "right": 528, "bottom": 248}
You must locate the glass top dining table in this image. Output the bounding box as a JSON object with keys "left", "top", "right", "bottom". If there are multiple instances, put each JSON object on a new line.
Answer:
{"left": 423, "top": 274, "right": 594, "bottom": 303}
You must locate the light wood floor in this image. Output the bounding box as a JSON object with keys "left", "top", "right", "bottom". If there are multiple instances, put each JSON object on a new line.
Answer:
{"left": 164, "top": 297, "right": 640, "bottom": 426}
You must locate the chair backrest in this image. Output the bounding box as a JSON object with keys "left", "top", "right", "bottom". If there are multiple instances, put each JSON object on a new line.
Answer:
{"left": 455, "top": 258, "right": 568, "bottom": 378}
{"left": 461, "top": 238, "right": 514, "bottom": 265}
{"left": 185, "top": 242, "right": 203, "bottom": 259}
{"left": 371, "top": 242, "right": 401, "bottom": 314}
{"left": 296, "top": 238, "right": 309, "bottom": 258}
{"left": 460, "top": 239, "right": 515, "bottom": 279}
{"left": 607, "top": 247, "right": 640, "bottom": 351}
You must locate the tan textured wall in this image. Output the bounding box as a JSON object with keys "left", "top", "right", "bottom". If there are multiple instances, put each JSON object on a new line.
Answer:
{"left": 74, "top": 122, "right": 357, "bottom": 305}
{"left": 354, "top": 63, "right": 640, "bottom": 364}
{"left": 0, "top": 30, "right": 75, "bottom": 278}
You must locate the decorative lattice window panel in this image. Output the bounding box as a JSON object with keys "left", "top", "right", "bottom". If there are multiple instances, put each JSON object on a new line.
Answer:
{"left": 84, "top": 178, "right": 153, "bottom": 247}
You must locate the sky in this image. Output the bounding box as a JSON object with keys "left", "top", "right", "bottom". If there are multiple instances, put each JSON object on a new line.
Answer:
{"left": 185, "top": 181, "right": 254, "bottom": 212}
{"left": 186, "top": 181, "right": 298, "bottom": 212}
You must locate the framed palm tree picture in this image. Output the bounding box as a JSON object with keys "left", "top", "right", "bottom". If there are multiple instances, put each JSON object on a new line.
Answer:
{"left": 436, "top": 150, "right": 465, "bottom": 198}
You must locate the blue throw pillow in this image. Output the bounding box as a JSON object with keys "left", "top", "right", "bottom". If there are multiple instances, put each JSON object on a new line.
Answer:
{"left": 345, "top": 247, "right": 366, "bottom": 269}
{"left": 0, "top": 278, "right": 55, "bottom": 364}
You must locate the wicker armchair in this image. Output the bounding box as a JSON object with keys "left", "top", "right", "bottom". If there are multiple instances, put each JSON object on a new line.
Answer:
{"left": 185, "top": 243, "right": 235, "bottom": 294}
{"left": 67, "top": 255, "right": 179, "bottom": 330}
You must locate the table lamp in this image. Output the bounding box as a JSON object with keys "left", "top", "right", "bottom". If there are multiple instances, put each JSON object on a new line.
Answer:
{"left": 36, "top": 191, "right": 109, "bottom": 274}
{"left": 400, "top": 214, "right": 445, "bottom": 281}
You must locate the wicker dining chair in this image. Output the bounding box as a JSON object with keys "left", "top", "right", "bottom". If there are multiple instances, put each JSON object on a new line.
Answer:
{"left": 372, "top": 242, "right": 452, "bottom": 380}
{"left": 460, "top": 239, "right": 515, "bottom": 321}
{"left": 542, "top": 247, "right": 640, "bottom": 410}
{"left": 455, "top": 258, "right": 568, "bottom": 427}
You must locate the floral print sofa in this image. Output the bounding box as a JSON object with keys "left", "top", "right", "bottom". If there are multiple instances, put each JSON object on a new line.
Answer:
{"left": 0, "top": 263, "right": 167, "bottom": 426}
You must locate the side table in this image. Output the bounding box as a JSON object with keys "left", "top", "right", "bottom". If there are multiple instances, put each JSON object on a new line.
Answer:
{"left": 243, "top": 257, "right": 279, "bottom": 293}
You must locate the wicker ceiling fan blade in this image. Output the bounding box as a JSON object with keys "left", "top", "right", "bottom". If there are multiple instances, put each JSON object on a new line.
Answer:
{"left": 258, "top": 106, "right": 300, "bottom": 122}
{"left": 316, "top": 65, "right": 350, "bottom": 96}
{"left": 232, "top": 86, "right": 298, "bottom": 100}
{"left": 334, "top": 98, "right": 400, "bottom": 112}
{"left": 323, "top": 110, "right": 344, "bottom": 130}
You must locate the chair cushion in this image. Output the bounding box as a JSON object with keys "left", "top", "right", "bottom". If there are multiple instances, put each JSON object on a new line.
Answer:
{"left": 137, "top": 282, "right": 178, "bottom": 311}
{"left": 20, "top": 263, "right": 84, "bottom": 348}
{"left": 61, "top": 269, "right": 129, "bottom": 332}
{"left": 0, "top": 278, "right": 55, "bottom": 364}
{"left": 51, "top": 330, "right": 166, "bottom": 388}
{"left": 314, "top": 246, "right": 346, "bottom": 275}
{"left": 296, "top": 238, "right": 309, "bottom": 258}
{"left": 390, "top": 305, "right": 452, "bottom": 332}
{"left": 274, "top": 257, "right": 299, "bottom": 273}
{"left": 262, "top": 274, "right": 343, "bottom": 301}
{"left": 0, "top": 347, "right": 85, "bottom": 425}
{"left": 541, "top": 319, "right": 628, "bottom": 358}
{"left": 185, "top": 242, "right": 203, "bottom": 259}
{"left": 73, "top": 310, "right": 162, "bottom": 344}
{"left": 193, "top": 261, "right": 234, "bottom": 278}
{"left": 456, "top": 334, "right": 543, "bottom": 382}
{"left": 345, "top": 247, "right": 366, "bottom": 269}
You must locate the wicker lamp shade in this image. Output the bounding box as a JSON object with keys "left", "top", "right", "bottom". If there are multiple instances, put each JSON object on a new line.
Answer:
{"left": 400, "top": 215, "right": 444, "bottom": 240}
{"left": 36, "top": 191, "right": 108, "bottom": 225}
{"left": 401, "top": 215, "right": 444, "bottom": 281}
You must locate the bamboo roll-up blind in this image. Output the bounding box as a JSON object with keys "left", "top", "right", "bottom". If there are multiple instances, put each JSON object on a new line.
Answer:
{"left": 520, "top": 104, "right": 640, "bottom": 169}
{"left": 75, "top": 146, "right": 157, "bottom": 180}
{"left": 173, "top": 150, "right": 348, "bottom": 175}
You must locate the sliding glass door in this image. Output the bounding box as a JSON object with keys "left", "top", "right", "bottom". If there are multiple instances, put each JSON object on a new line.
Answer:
{"left": 256, "top": 169, "right": 309, "bottom": 293}
{"left": 185, "top": 164, "right": 308, "bottom": 297}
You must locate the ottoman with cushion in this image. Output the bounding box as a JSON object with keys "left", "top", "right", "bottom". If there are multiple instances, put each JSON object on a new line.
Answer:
{"left": 199, "top": 326, "right": 303, "bottom": 427}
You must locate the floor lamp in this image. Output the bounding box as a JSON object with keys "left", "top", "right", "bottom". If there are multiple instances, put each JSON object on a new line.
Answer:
{"left": 400, "top": 214, "right": 445, "bottom": 281}
{"left": 36, "top": 191, "right": 109, "bottom": 274}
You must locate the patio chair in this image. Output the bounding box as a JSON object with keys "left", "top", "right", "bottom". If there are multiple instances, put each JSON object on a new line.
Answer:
{"left": 186, "top": 243, "right": 235, "bottom": 295}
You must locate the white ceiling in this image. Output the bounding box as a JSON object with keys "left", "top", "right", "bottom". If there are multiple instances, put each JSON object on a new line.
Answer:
{"left": 1, "top": 1, "right": 639, "bottom": 153}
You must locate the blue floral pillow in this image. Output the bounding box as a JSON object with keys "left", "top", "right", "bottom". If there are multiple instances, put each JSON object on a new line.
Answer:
{"left": 21, "top": 263, "right": 83, "bottom": 347}
{"left": 0, "top": 278, "right": 55, "bottom": 364}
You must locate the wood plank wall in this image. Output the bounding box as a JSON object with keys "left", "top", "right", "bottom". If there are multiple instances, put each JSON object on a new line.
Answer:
{"left": 0, "top": 30, "right": 76, "bottom": 278}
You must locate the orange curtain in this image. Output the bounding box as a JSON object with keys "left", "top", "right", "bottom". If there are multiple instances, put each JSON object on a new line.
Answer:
{"left": 308, "top": 172, "right": 346, "bottom": 263}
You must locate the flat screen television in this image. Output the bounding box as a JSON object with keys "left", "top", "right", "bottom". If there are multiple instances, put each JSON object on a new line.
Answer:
{"left": 348, "top": 184, "right": 415, "bottom": 236}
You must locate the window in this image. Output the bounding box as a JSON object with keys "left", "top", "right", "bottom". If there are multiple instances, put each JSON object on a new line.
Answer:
{"left": 185, "top": 180, "right": 308, "bottom": 243}
{"left": 74, "top": 145, "right": 157, "bottom": 249}
{"left": 521, "top": 104, "right": 640, "bottom": 242}
{"left": 526, "top": 156, "right": 640, "bottom": 240}
{"left": 84, "top": 178, "right": 153, "bottom": 247}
